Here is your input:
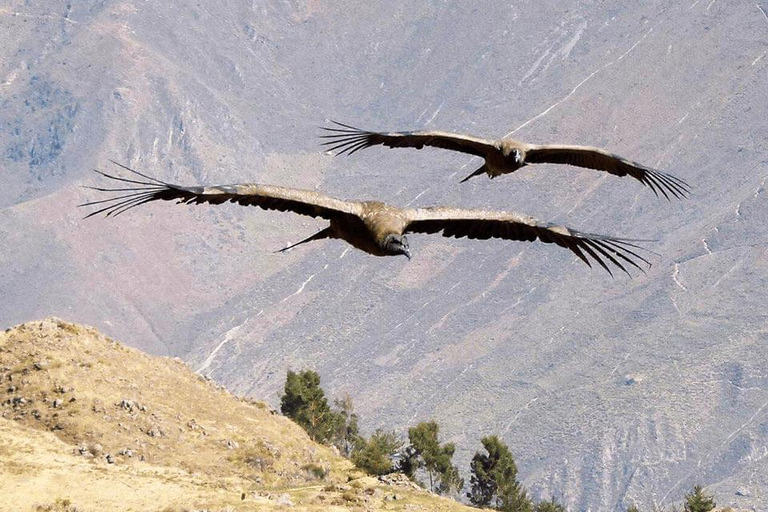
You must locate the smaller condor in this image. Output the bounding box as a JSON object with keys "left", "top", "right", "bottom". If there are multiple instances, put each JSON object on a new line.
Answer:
{"left": 321, "top": 121, "right": 690, "bottom": 200}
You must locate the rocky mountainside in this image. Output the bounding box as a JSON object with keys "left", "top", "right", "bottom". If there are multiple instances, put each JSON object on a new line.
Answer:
{"left": 1, "top": 1, "right": 767, "bottom": 510}
{"left": 0, "top": 318, "right": 472, "bottom": 511}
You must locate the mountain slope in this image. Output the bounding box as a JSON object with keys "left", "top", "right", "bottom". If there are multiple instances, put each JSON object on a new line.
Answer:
{"left": 0, "top": 318, "right": 471, "bottom": 512}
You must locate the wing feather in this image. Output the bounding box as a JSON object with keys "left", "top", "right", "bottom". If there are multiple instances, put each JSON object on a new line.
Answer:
{"left": 404, "top": 207, "right": 652, "bottom": 276}
{"left": 524, "top": 144, "right": 691, "bottom": 200}
{"left": 80, "top": 163, "right": 362, "bottom": 221}
{"left": 320, "top": 121, "right": 496, "bottom": 158}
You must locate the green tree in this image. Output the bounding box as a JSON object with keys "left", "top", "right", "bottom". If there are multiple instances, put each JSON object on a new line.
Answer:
{"left": 332, "top": 393, "right": 362, "bottom": 456}
{"left": 352, "top": 429, "right": 402, "bottom": 475}
{"left": 684, "top": 485, "right": 715, "bottom": 512}
{"left": 280, "top": 369, "right": 338, "bottom": 443}
{"left": 534, "top": 497, "right": 566, "bottom": 512}
{"left": 406, "top": 421, "right": 464, "bottom": 495}
{"left": 397, "top": 445, "right": 419, "bottom": 479}
{"left": 469, "top": 435, "right": 532, "bottom": 511}
{"left": 438, "top": 462, "right": 464, "bottom": 496}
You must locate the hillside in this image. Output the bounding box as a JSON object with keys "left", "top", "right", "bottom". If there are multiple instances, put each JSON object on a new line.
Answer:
{"left": 0, "top": 318, "right": 471, "bottom": 512}
{"left": 1, "top": 1, "right": 767, "bottom": 510}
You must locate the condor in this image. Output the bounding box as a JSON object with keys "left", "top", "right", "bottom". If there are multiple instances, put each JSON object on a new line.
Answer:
{"left": 82, "top": 161, "right": 652, "bottom": 276}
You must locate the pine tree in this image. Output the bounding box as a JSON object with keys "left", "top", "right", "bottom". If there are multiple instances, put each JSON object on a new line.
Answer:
{"left": 437, "top": 460, "right": 464, "bottom": 496}
{"left": 468, "top": 435, "right": 532, "bottom": 511}
{"left": 280, "top": 369, "right": 338, "bottom": 443}
{"left": 332, "top": 393, "right": 362, "bottom": 456}
{"left": 406, "top": 421, "right": 463, "bottom": 495}
{"left": 684, "top": 485, "right": 715, "bottom": 512}
{"left": 534, "top": 497, "right": 566, "bottom": 512}
{"left": 397, "top": 444, "right": 420, "bottom": 479}
{"left": 352, "top": 429, "right": 402, "bottom": 475}
{"left": 408, "top": 421, "right": 440, "bottom": 490}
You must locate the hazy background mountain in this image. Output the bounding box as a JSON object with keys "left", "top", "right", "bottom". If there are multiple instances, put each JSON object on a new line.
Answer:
{"left": 1, "top": 1, "right": 767, "bottom": 510}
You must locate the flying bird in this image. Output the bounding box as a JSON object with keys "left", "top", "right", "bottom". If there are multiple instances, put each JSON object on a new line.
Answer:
{"left": 320, "top": 121, "right": 691, "bottom": 200}
{"left": 81, "top": 161, "right": 653, "bottom": 276}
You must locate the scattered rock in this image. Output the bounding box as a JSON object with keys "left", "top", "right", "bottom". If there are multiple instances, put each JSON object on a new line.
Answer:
{"left": 91, "top": 399, "right": 105, "bottom": 413}
{"left": 275, "top": 494, "right": 293, "bottom": 507}
{"left": 118, "top": 399, "right": 147, "bottom": 412}
{"left": 12, "top": 397, "right": 27, "bottom": 406}
{"left": 106, "top": 454, "right": 115, "bottom": 464}
{"left": 146, "top": 426, "right": 164, "bottom": 437}
{"left": 225, "top": 439, "right": 239, "bottom": 450}
{"left": 118, "top": 448, "right": 134, "bottom": 458}
{"left": 262, "top": 441, "right": 281, "bottom": 459}
{"left": 52, "top": 398, "right": 63, "bottom": 408}
{"left": 378, "top": 473, "right": 420, "bottom": 490}
{"left": 736, "top": 487, "right": 751, "bottom": 497}
{"left": 89, "top": 443, "right": 103, "bottom": 456}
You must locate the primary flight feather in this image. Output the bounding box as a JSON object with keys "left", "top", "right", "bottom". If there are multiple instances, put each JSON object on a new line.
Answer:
{"left": 320, "top": 121, "right": 691, "bottom": 200}
{"left": 81, "top": 161, "right": 653, "bottom": 276}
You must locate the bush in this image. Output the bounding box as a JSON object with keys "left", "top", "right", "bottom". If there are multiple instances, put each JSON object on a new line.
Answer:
{"left": 534, "top": 497, "right": 566, "bottom": 512}
{"left": 301, "top": 463, "right": 327, "bottom": 480}
{"left": 352, "top": 429, "right": 402, "bottom": 475}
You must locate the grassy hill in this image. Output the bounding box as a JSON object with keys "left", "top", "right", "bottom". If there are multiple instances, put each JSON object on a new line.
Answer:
{"left": 0, "top": 318, "right": 471, "bottom": 511}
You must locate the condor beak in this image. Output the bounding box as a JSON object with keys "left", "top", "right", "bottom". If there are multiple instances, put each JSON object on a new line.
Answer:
{"left": 403, "top": 248, "right": 412, "bottom": 260}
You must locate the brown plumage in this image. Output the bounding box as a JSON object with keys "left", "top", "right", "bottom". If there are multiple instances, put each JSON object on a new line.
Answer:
{"left": 320, "top": 121, "right": 691, "bottom": 200}
{"left": 80, "top": 161, "right": 653, "bottom": 276}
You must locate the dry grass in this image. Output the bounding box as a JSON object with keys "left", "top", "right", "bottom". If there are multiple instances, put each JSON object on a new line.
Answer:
{"left": 0, "top": 318, "right": 475, "bottom": 512}
{"left": 0, "top": 318, "right": 342, "bottom": 484}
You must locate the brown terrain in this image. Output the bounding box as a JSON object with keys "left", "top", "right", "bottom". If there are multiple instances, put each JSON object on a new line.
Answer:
{"left": 0, "top": 318, "right": 471, "bottom": 512}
